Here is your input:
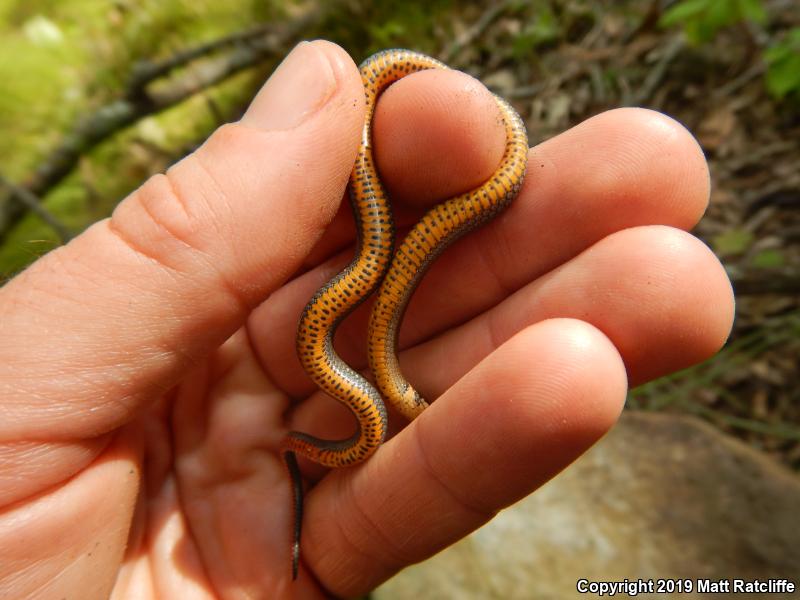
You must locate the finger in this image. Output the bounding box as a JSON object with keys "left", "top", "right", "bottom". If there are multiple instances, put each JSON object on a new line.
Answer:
{"left": 301, "top": 319, "right": 627, "bottom": 594}
{"left": 399, "top": 225, "right": 734, "bottom": 392}
{"left": 0, "top": 42, "right": 362, "bottom": 447}
{"left": 254, "top": 108, "right": 710, "bottom": 397}
{"left": 284, "top": 225, "right": 732, "bottom": 453}
{"left": 297, "top": 67, "right": 507, "bottom": 270}
{"left": 0, "top": 427, "right": 141, "bottom": 598}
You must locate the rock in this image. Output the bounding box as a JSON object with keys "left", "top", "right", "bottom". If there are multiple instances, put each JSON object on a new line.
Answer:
{"left": 374, "top": 412, "right": 800, "bottom": 599}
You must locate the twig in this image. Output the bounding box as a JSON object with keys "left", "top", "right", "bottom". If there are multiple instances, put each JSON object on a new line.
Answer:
{"left": 711, "top": 62, "right": 766, "bottom": 100}
{"left": 1, "top": 9, "right": 321, "bottom": 245}
{"left": 630, "top": 34, "right": 684, "bottom": 106}
{"left": 685, "top": 401, "right": 800, "bottom": 440}
{"left": 441, "top": 0, "right": 518, "bottom": 63}
{"left": 732, "top": 273, "right": 800, "bottom": 296}
{"left": 725, "top": 140, "right": 796, "bottom": 172}
{"left": 0, "top": 174, "right": 72, "bottom": 243}
{"left": 505, "top": 81, "right": 545, "bottom": 99}
{"left": 125, "top": 23, "right": 276, "bottom": 94}
{"left": 625, "top": 0, "right": 663, "bottom": 41}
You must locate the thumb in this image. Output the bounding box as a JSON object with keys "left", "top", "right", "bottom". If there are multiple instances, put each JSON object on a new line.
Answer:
{"left": 0, "top": 40, "right": 364, "bottom": 442}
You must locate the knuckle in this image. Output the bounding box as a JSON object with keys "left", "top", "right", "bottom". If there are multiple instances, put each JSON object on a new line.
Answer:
{"left": 109, "top": 167, "right": 249, "bottom": 311}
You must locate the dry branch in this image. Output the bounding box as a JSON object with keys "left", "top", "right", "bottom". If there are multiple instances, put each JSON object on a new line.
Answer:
{"left": 441, "top": 0, "right": 518, "bottom": 63}
{"left": 0, "top": 174, "right": 71, "bottom": 243}
{"left": 732, "top": 274, "right": 800, "bottom": 296}
{"left": 0, "top": 10, "right": 321, "bottom": 244}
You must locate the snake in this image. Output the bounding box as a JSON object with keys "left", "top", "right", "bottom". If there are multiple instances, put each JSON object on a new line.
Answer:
{"left": 280, "top": 48, "right": 528, "bottom": 580}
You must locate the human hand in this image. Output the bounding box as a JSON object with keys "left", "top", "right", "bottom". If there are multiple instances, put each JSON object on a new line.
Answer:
{"left": 0, "top": 40, "right": 733, "bottom": 599}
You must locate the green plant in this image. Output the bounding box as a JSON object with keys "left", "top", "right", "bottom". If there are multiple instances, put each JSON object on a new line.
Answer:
{"left": 764, "top": 28, "right": 800, "bottom": 100}
{"left": 512, "top": 5, "right": 561, "bottom": 58}
{"left": 628, "top": 310, "right": 800, "bottom": 443}
{"left": 659, "top": 0, "right": 766, "bottom": 44}
{"left": 660, "top": 1, "right": 800, "bottom": 101}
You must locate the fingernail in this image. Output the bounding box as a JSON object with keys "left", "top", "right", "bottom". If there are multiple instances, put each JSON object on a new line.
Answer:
{"left": 241, "top": 41, "right": 336, "bottom": 131}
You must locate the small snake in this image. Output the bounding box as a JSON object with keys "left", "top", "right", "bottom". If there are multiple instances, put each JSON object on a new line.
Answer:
{"left": 280, "top": 48, "right": 528, "bottom": 579}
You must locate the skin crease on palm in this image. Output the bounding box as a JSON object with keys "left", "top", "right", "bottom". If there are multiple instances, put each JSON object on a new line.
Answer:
{"left": 0, "top": 39, "right": 733, "bottom": 600}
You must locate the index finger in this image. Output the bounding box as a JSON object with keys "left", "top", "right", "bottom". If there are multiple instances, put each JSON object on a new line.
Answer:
{"left": 298, "top": 66, "right": 508, "bottom": 270}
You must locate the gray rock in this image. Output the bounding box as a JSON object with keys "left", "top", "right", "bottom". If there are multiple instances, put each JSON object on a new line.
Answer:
{"left": 374, "top": 412, "right": 800, "bottom": 599}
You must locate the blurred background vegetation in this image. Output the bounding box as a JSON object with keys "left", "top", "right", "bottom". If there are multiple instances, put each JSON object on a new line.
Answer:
{"left": 1, "top": 0, "right": 798, "bottom": 468}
